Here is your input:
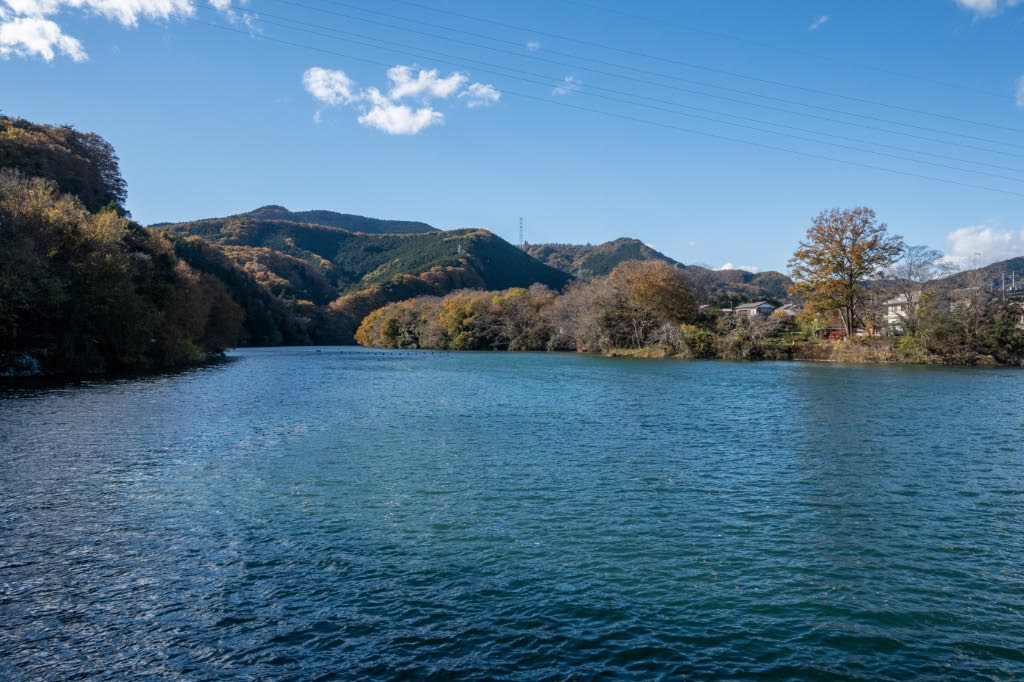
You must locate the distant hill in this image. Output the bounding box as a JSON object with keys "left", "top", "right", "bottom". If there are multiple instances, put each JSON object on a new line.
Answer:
{"left": 152, "top": 205, "right": 436, "bottom": 235}
{"left": 685, "top": 266, "right": 793, "bottom": 303}
{"left": 526, "top": 238, "right": 678, "bottom": 278}
{"left": 938, "top": 256, "right": 1024, "bottom": 291}
{"left": 157, "top": 217, "right": 568, "bottom": 291}
{"left": 156, "top": 216, "right": 572, "bottom": 339}
{"left": 527, "top": 238, "right": 793, "bottom": 303}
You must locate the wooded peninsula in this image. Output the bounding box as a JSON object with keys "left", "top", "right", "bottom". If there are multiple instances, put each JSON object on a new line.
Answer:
{"left": 2, "top": 115, "right": 1022, "bottom": 376}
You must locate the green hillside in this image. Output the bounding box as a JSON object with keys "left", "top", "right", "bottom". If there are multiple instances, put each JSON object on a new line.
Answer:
{"left": 157, "top": 218, "right": 570, "bottom": 293}
{"left": 156, "top": 216, "right": 572, "bottom": 339}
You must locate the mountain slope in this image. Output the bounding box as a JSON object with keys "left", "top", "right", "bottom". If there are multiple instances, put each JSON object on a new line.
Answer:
{"left": 156, "top": 217, "right": 569, "bottom": 293}
{"left": 939, "top": 256, "right": 1024, "bottom": 291}
{"left": 155, "top": 216, "right": 572, "bottom": 339}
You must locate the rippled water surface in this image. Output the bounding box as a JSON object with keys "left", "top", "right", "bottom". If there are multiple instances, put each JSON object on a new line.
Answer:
{"left": 2, "top": 348, "right": 1023, "bottom": 681}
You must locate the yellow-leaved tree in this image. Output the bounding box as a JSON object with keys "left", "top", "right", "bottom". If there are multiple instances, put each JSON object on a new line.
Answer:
{"left": 788, "top": 207, "right": 904, "bottom": 336}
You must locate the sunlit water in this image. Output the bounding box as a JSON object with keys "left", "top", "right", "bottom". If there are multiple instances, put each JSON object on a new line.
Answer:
{"left": 2, "top": 348, "right": 1023, "bottom": 681}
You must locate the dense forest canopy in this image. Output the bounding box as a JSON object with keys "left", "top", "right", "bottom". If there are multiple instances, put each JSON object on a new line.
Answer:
{"left": 0, "top": 115, "right": 127, "bottom": 214}
{"left": 0, "top": 170, "right": 243, "bottom": 373}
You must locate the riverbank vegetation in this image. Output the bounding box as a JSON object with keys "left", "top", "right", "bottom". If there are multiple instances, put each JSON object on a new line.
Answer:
{"left": 355, "top": 274, "right": 1024, "bottom": 365}
{"left": 3, "top": 114, "right": 1023, "bottom": 374}
{"left": 0, "top": 171, "right": 244, "bottom": 374}
{"left": 1, "top": 116, "right": 342, "bottom": 375}
{"left": 357, "top": 211, "right": 1024, "bottom": 366}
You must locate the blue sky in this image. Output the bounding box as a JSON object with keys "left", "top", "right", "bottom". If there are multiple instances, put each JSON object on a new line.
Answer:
{"left": 2, "top": 0, "right": 1024, "bottom": 273}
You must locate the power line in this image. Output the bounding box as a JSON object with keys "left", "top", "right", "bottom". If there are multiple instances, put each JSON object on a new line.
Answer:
{"left": 558, "top": 0, "right": 1014, "bottom": 102}
{"left": 265, "top": 0, "right": 1024, "bottom": 157}
{"left": 381, "top": 0, "right": 1024, "bottom": 135}
{"left": 249, "top": 8, "right": 1024, "bottom": 180}
{"left": 192, "top": 18, "right": 1024, "bottom": 199}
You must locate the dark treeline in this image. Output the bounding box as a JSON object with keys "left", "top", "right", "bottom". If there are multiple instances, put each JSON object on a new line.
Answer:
{"left": 0, "top": 171, "right": 243, "bottom": 374}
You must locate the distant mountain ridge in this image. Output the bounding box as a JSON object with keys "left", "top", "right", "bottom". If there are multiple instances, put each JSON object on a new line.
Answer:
{"left": 152, "top": 205, "right": 437, "bottom": 235}
{"left": 527, "top": 238, "right": 793, "bottom": 303}
{"left": 939, "top": 256, "right": 1024, "bottom": 291}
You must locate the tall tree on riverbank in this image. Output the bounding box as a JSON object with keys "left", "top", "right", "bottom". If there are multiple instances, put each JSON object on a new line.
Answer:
{"left": 788, "top": 207, "right": 904, "bottom": 335}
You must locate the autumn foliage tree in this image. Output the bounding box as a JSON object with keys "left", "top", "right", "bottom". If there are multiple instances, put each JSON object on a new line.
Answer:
{"left": 0, "top": 170, "right": 244, "bottom": 374}
{"left": 0, "top": 115, "right": 127, "bottom": 214}
{"left": 788, "top": 207, "right": 904, "bottom": 335}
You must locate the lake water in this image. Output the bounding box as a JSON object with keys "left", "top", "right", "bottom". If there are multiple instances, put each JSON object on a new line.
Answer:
{"left": 1, "top": 348, "right": 1023, "bottom": 681}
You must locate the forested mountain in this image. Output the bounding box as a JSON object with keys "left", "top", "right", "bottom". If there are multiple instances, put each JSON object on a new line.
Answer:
{"left": 527, "top": 238, "right": 793, "bottom": 304}
{"left": 156, "top": 216, "right": 571, "bottom": 325}
{"left": 685, "top": 266, "right": 793, "bottom": 304}
{"left": 526, "top": 238, "right": 678, "bottom": 278}
{"left": 153, "top": 204, "right": 437, "bottom": 235}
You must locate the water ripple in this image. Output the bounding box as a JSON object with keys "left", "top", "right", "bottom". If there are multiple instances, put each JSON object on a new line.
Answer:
{"left": 1, "top": 348, "right": 1022, "bottom": 681}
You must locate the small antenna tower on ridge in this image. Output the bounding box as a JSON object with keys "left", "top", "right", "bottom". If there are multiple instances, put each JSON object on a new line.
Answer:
{"left": 519, "top": 217, "right": 524, "bottom": 248}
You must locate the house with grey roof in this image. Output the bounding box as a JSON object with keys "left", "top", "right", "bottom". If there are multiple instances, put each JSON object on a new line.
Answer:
{"left": 732, "top": 301, "right": 775, "bottom": 318}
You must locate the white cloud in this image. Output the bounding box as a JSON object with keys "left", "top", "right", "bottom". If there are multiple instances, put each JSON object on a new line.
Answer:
{"left": 718, "top": 262, "right": 760, "bottom": 273}
{"left": 358, "top": 102, "right": 443, "bottom": 135}
{"left": 953, "top": 0, "right": 1023, "bottom": 17}
{"left": 304, "top": 64, "right": 498, "bottom": 135}
{"left": 526, "top": 40, "right": 541, "bottom": 52}
{"left": 1016, "top": 75, "right": 1024, "bottom": 108}
{"left": 808, "top": 14, "right": 829, "bottom": 30}
{"left": 302, "top": 66, "right": 358, "bottom": 106}
{"left": 386, "top": 65, "right": 467, "bottom": 100}
{"left": 4, "top": 0, "right": 194, "bottom": 27}
{"left": 941, "top": 223, "right": 1024, "bottom": 267}
{"left": 0, "top": 15, "right": 85, "bottom": 60}
{"left": 0, "top": 0, "right": 235, "bottom": 62}
{"left": 553, "top": 75, "right": 582, "bottom": 96}
{"left": 459, "top": 82, "right": 500, "bottom": 108}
